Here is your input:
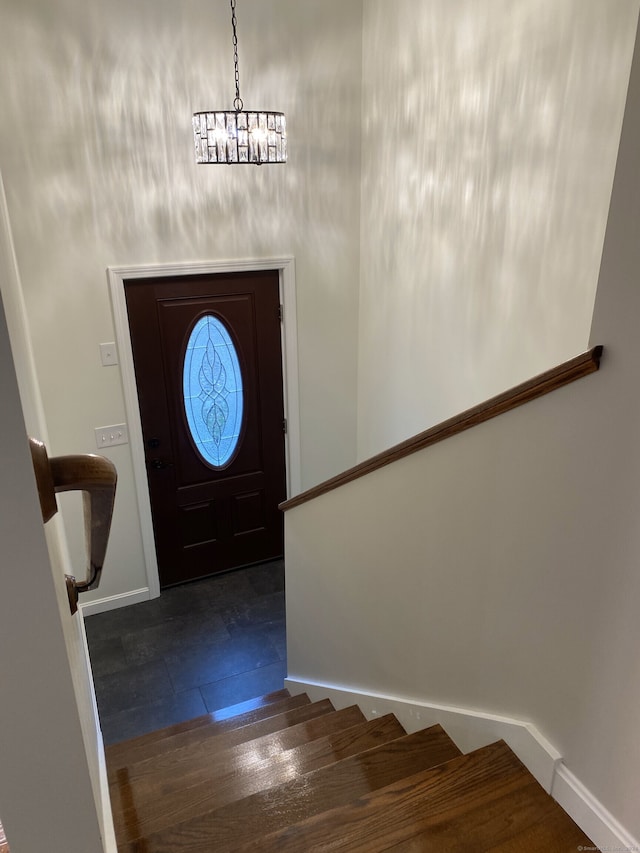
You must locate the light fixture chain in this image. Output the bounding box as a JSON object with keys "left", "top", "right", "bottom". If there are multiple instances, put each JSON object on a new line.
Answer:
{"left": 193, "top": 0, "right": 287, "bottom": 164}
{"left": 230, "top": 0, "right": 243, "bottom": 111}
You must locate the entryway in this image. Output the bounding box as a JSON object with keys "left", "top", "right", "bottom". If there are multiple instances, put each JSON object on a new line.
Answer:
{"left": 124, "top": 269, "right": 287, "bottom": 588}
{"left": 89, "top": 261, "right": 296, "bottom": 742}
{"left": 108, "top": 256, "right": 299, "bottom": 598}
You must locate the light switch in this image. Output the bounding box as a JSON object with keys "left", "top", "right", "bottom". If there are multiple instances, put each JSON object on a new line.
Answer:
{"left": 95, "top": 423, "right": 128, "bottom": 448}
{"left": 100, "top": 342, "right": 119, "bottom": 366}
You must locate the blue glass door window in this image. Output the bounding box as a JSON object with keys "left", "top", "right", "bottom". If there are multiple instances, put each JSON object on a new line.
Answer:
{"left": 183, "top": 315, "right": 244, "bottom": 468}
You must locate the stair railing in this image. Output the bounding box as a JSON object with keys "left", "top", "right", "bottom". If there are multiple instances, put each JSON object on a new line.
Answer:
{"left": 29, "top": 437, "right": 117, "bottom": 614}
{"left": 281, "top": 346, "right": 603, "bottom": 512}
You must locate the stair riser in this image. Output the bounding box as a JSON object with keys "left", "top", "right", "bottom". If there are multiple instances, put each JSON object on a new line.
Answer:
{"left": 105, "top": 689, "right": 292, "bottom": 764}
{"left": 119, "top": 725, "right": 462, "bottom": 851}
{"left": 108, "top": 699, "right": 333, "bottom": 787}
{"left": 107, "top": 694, "right": 595, "bottom": 853}
{"left": 112, "top": 706, "right": 367, "bottom": 842}
{"left": 106, "top": 692, "right": 308, "bottom": 773}
{"left": 235, "top": 742, "right": 589, "bottom": 853}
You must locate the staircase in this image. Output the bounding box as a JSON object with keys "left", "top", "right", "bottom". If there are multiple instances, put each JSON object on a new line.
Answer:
{"left": 106, "top": 689, "right": 593, "bottom": 852}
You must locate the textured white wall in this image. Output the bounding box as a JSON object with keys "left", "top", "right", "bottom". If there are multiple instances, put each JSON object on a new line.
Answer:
{"left": 0, "top": 288, "right": 105, "bottom": 851}
{"left": 357, "top": 0, "right": 638, "bottom": 458}
{"left": 285, "top": 15, "right": 640, "bottom": 838}
{"left": 0, "top": 173, "right": 114, "bottom": 848}
{"left": 4, "top": 0, "right": 631, "bottom": 604}
{"left": 0, "top": 0, "right": 363, "bottom": 602}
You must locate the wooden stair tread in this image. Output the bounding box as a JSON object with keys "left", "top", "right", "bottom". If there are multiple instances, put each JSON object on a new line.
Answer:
{"left": 111, "top": 710, "right": 393, "bottom": 844}
{"left": 277, "top": 711, "right": 407, "bottom": 773}
{"left": 114, "top": 708, "right": 394, "bottom": 809}
{"left": 107, "top": 697, "right": 331, "bottom": 785}
{"left": 235, "top": 740, "right": 592, "bottom": 853}
{"left": 108, "top": 692, "right": 596, "bottom": 853}
{"left": 479, "top": 808, "right": 595, "bottom": 853}
{"left": 118, "top": 723, "right": 462, "bottom": 851}
{"left": 105, "top": 690, "right": 301, "bottom": 768}
{"left": 380, "top": 785, "right": 591, "bottom": 853}
{"left": 106, "top": 688, "right": 291, "bottom": 759}
{"left": 111, "top": 705, "right": 369, "bottom": 843}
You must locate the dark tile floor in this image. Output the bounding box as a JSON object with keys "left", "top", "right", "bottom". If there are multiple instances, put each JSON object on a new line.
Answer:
{"left": 84, "top": 559, "right": 286, "bottom": 745}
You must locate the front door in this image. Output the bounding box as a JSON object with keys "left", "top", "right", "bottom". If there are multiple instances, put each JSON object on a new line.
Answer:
{"left": 124, "top": 270, "right": 286, "bottom": 588}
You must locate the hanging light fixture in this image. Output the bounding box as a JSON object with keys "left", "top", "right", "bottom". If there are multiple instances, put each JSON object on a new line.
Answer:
{"left": 193, "top": 0, "right": 287, "bottom": 165}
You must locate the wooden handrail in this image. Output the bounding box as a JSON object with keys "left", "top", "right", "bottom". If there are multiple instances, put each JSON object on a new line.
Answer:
{"left": 280, "top": 346, "right": 603, "bottom": 512}
{"left": 29, "top": 437, "right": 117, "bottom": 614}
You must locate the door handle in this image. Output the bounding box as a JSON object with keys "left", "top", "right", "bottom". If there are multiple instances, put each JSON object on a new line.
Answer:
{"left": 148, "top": 458, "right": 172, "bottom": 470}
{"left": 28, "top": 437, "right": 117, "bottom": 615}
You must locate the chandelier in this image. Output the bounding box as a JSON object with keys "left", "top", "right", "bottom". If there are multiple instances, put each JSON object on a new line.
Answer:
{"left": 193, "top": 0, "right": 287, "bottom": 165}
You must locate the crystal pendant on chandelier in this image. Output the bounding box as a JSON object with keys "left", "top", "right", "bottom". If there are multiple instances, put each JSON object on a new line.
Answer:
{"left": 193, "top": 0, "right": 287, "bottom": 165}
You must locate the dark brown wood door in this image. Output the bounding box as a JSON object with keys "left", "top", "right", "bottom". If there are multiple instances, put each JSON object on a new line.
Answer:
{"left": 124, "top": 270, "right": 286, "bottom": 588}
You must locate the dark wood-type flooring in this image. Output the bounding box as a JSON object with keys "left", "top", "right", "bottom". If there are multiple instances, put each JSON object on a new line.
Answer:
{"left": 107, "top": 689, "right": 595, "bottom": 852}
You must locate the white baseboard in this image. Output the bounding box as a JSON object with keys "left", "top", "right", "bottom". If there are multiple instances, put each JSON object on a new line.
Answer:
{"left": 285, "top": 676, "right": 638, "bottom": 852}
{"left": 75, "top": 597, "right": 117, "bottom": 852}
{"left": 552, "top": 765, "right": 640, "bottom": 853}
{"left": 285, "top": 676, "right": 561, "bottom": 790}
{"left": 79, "top": 587, "right": 153, "bottom": 617}
{"left": 97, "top": 743, "right": 118, "bottom": 853}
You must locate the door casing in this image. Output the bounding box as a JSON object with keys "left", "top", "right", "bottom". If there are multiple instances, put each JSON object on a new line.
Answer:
{"left": 108, "top": 256, "right": 300, "bottom": 600}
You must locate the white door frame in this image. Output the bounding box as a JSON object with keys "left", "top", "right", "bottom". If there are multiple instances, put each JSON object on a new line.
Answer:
{"left": 107, "top": 256, "right": 300, "bottom": 599}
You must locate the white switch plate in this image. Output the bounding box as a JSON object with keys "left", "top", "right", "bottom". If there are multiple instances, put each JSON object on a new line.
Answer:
{"left": 95, "top": 423, "right": 128, "bottom": 448}
{"left": 99, "top": 342, "right": 119, "bottom": 366}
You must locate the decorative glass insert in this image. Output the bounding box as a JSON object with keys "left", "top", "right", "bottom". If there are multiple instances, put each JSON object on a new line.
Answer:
{"left": 183, "top": 315, "right": 244, "bottom": 468}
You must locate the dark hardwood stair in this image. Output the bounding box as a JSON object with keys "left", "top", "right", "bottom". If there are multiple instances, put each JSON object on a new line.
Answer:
{"left": 105, "top": 689, "right": 292, "bottom": 764}
{"left": 106, "top": 689, "right": 594, "bottom": 852}
{"left": 110, "top": 703, "right": 368, "bottom": 840}
{"left": 106, "top": 690, "right": 311, "bottom": 775}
